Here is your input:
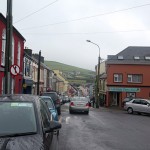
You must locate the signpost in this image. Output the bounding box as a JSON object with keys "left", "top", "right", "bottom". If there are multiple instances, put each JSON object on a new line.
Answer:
{"left": 10, "top": 64, "right": 20, "bottom": 76}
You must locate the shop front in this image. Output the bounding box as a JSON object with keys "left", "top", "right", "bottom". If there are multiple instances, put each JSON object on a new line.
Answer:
{"left": 22, "top": 79, "right": 33, "bottom": 94}
{"left": 106, "top": 87, "right": 140, "bottom": 107}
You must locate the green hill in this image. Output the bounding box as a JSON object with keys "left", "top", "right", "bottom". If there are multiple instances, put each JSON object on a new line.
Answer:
{"left": 44, "top": 61, "right": 95, "bottom": 85}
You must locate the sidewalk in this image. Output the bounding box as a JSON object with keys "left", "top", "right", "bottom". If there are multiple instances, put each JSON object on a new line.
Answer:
{"left": 90, "top": 105, "right": 124, "bottom": 112}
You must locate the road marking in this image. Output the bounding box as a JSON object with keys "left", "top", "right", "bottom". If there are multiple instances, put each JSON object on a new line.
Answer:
{"left": 59, "top": 116, "right": 62, "bottom": 123}
{"left": 65, "top": 117, "right": 71, "bottom": 124}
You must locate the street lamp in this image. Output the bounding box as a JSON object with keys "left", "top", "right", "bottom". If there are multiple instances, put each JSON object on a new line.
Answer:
{"left": 86, "top": 40, "right": 100, "bottom": 108}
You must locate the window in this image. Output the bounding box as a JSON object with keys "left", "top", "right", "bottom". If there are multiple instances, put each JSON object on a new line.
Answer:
{"left": 127, "top": 74, "right": 142, "bottom": 83}
{"left": 145, "top": 56, "right": 150, "bottom": 60}
{"left": 0, "top": 102, "right": 37, "bottom": 134}
{"left": 40, "top": 100, "right": 50, "bottom": 128}
{"left": 24, "top": 58, "right": 31, "bottom": 77}
{"left": 134, "top": 56, "right": 140, "bottom": 60}
{"left": 140, "top": 100, "right": 149, "bottom": 105}
{"left": 17, "top": 42, "right": 21, "bottom": 66}
{"left": 12, "top": 37, "right": 14, "bottom": 64}
{"left": 11, "top": 78, "right": 15, "bottom": 94}
{"left": 1, "top": 29, "right": 6, "bottom": 66}
{"left": 133, "top": 99, "right": 141, "bottom": 104}
{"left": 126, "top": 93, "right": 135, "bottom": 98}
{"left": 118, "top": 56, "right": 123, "bottom": 60}
{"left": 114, "top": 74, "right": 122, "bottom": 82}
{"left": 1, "top": 77, "right": 5, "bottom": 94}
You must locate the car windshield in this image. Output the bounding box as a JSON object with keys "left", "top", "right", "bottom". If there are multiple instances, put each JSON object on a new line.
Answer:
{"left": 0, "top": 102, "right": 37, "bottom": 136}
{"left": 42, "top": 98, "right": 54, "bottom": 109}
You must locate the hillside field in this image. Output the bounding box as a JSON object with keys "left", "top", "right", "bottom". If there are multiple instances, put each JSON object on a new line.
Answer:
{"left": 44, "top": 61, "right": 95, "bottom": 84}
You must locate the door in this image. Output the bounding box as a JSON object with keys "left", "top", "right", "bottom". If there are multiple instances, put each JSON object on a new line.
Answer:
{"left": 112, "top": 92, "right": 119, "bottom": 106}
{"left": 40, "top": 100, "right": 53, "bottom": 150}
{"left": 140, "top": 100, "right": 150, "bottom": 113}
{"left": 131, "top": 99, "right": 141, "bottom": 112}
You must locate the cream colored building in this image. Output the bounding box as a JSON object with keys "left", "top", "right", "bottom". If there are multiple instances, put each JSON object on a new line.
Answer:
{"left": 53, "top": 70, "right": 69, "bottom": 94}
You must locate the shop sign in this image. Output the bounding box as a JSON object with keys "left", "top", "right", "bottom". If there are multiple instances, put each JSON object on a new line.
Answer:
{"left": 108, "top": 87, "right": 140, "bottom": 92}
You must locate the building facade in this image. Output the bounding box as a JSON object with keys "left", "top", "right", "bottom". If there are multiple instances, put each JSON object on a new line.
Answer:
{"left": 106, "top": 46, "right": 150, "bottom": 107}
{"left": 0, "top": 13, "right": 25, "bottom": 94}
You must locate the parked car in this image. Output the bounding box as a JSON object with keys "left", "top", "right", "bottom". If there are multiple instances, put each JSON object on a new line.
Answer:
{"left": 124, "top": 98, "right": 150, "bottom": 114}
{"left": 0, "top": 94, "right": 61, "bottom": 150}
{"left": 40, "top": 96, "right": 59, "bottom": 121}
{"left": 41, "top": 91, "right": 61, "bottom": 115}
{"left": 62, "top": 96, "right": 70, "bottom": 104}
{"left": 122, "top": 97, "right": 133, "bottom": 107}
{"left": 69, "top": 96, "right": 90, "bottom": 114}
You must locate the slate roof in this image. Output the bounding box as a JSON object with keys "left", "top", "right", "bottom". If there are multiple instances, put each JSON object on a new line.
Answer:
{"left": 107, "top": 46, "right": 150, "bottom": 65}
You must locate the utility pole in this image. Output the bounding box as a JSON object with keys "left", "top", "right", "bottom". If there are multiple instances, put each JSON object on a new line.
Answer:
{"left": 97, "top": 55, "right": 100, "bottom": 108}
{"left": 37, "top": 50, "right": 41, "bottom": 95}
{"left": 5, "top": 0, "right": 13, "bottom": 94}
{"left": 86, "top": 40, "right": 100, "bottom": 108}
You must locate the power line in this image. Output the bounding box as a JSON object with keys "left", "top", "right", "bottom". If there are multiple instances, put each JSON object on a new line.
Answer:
{"left": 14, "top": 0, "right": 59, "bottom": 24}
{"left": 20, "top": 3, "right": 150, "bottom": 30}
{"left": 23, "top": 29, "right": 149, "bottom": 35}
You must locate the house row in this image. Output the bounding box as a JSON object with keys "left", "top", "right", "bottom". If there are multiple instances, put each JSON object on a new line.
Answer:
{"left": 0, "top": 13, "right": 69, "bottom": 95}
{"left": 98, "top": 46, "right": 150, "bottom": 108}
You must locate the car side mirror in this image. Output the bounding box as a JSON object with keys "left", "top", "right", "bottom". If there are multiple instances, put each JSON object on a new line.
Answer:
{"left": 44, "top": 121, "right": 61, "bottom": 133}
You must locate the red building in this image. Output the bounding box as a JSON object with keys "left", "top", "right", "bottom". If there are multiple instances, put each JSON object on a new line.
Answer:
{"left": 0, "top": 13, "right": 25, "bottom": 94}
{"left": 106, "top": 46, "right": 150, "bottom": 107}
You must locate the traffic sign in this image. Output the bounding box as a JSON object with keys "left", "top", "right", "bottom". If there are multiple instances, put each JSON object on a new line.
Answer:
{"left": 10, "top": 64, "right": 20, "bottom": 76}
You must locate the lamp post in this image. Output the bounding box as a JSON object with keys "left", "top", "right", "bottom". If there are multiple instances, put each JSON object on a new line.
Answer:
{"left": 86, "top": 40, "right": 100, "bottom": 108}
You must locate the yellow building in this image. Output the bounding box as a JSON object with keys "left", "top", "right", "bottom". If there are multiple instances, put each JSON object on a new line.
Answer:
{"left": 53, "top": 70, "right": 69, "bottom": 94}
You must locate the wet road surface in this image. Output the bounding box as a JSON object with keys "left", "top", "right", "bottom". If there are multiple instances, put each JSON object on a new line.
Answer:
{"left": 58, "top": 104, "right": 150, "bottom": 150}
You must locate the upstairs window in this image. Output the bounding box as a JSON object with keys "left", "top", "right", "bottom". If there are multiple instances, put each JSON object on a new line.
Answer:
{"left": 118, "top": 56, "right": 123, "bottom": 60}
{"left": 127, "top": 74, "right": 142, "bottom": 83}
{"left": 12, "top": 37, "right": 14, "bottom": 64}
{"left": 17, "top": 42, "right": 21, "bottom": 66}
{"left": 134, "top": 56, "right": 140, "bottom": 60}
{"left": 145, "top": 56, "right": 150, "bottom": 60}
{"left": 114, "top": 74, "right": 122, "bottom": 82}
{"left": 1, "top": 29, "right": 6, "bottom": 66}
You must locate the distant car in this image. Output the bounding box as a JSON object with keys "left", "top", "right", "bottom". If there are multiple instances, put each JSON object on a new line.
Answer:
{"left": 69, "top": 96, "right": 90, "bottom": 114}
{"left": 41, "top": 91, "right": 61, "bottom": 115}
{"left": 40, "top": 96, "right": 59, "bottom": 121}
{"left": 62, "top": 96, "right": 70, "bottom": 104}
{"left": 0, "top": 94, "right": 61, "bottom": 150}
{"left": 124, "top": 98, "right": 150, "bottom": 114}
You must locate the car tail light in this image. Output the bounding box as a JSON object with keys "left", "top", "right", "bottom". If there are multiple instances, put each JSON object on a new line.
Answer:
{"left": 70, "top": 102, "right": 74, "bottom": 106}
{"left": 86, "top": 103, "right": 89, "bottom": 107}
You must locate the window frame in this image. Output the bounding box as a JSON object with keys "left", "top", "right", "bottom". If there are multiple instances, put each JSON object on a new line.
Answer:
{"left": 1, "top": 29, "right": 6, "bottom": 66}
{"left": 113, "top": 73, "right": 123, "bottom": 83}
{"left": 17, "top": 42, "right": 21, "bottom": 67}
{"left": 127, "top": 74, "right": 142, "bottom": 83}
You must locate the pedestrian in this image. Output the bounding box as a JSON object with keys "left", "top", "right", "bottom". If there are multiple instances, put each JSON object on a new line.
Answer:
{"left": 92, "top": 96, "right": 95, "bottom": 108}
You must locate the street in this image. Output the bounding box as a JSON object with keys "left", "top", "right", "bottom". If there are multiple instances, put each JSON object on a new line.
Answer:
{"left": 58, "top": 104, "right": 150, "bottom": 150}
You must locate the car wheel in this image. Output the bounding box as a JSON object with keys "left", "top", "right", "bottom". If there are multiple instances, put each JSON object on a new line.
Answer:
{"left": 127, "top": 107, "right": 133, "bottom": 114}
{"left": 86, "top": 111, "right": 89, "bottom": 115}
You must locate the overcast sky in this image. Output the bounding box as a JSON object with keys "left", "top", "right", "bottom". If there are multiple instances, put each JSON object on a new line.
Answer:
{"left": 0, "top": 0, "right": 150, "bottom": 71}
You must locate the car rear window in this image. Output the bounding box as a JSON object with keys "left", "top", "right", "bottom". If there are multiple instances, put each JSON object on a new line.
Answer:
{"left": 42, "top": 93, "right": 57, "bottom": 101}
{"left": 0, "top": 102, "right": 37, "bottom": 136}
